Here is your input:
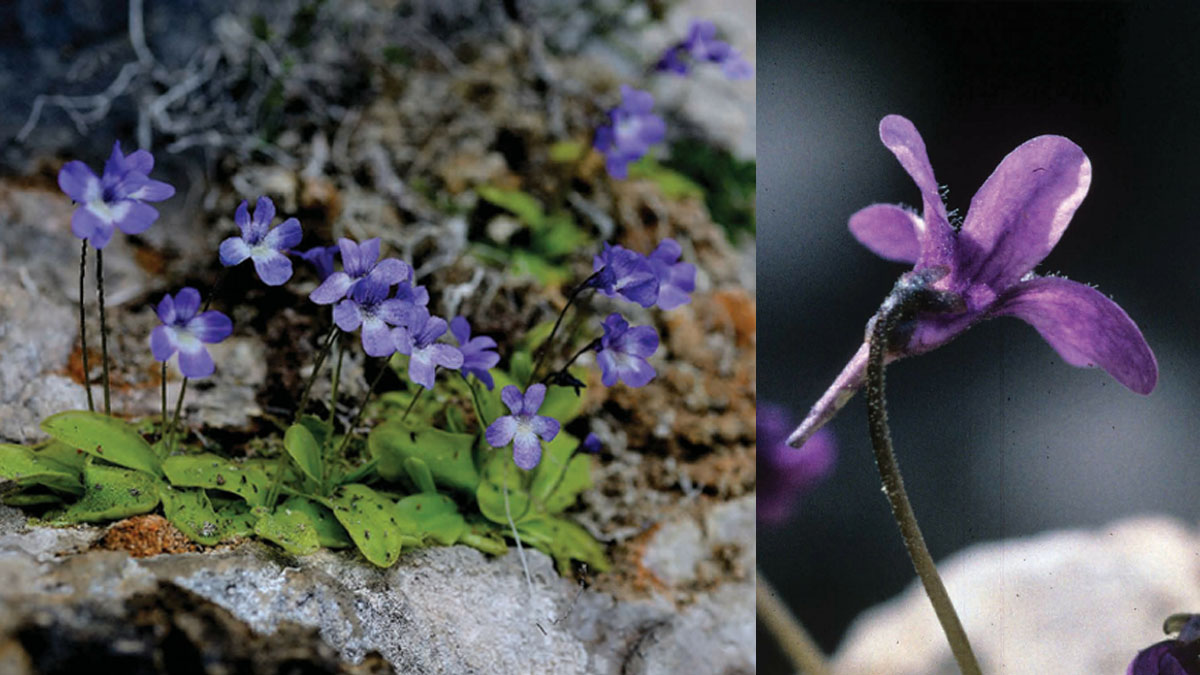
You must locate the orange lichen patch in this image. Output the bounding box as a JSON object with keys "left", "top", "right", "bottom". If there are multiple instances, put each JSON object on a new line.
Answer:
{"left": 98, "top": 515, "right": 198, "bottom": 557}
{"left": 608, "top": 523, "right": 668, "bottom": 595}
{"left": 712, "top": 289, "right": 756, "bottom": 348}
{"left": 132, "top": 244, "right": 167, "bottom": 277}
{"left": 64, "top": 344, "right": 97, "bottom": 386}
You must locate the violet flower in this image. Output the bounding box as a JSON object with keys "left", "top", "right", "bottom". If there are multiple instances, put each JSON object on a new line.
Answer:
{"left": 1128, "top": 614, "right": 1200, "bottom": 675}
{"left": 391, "top": 308, "right": 464, "bottom": 389}
{"left": 310, "top": 238, "right": 410, "bottom": 305}
{"left": 149, "top": 287, "right": 233, "bottom": 379}
{"left": 485, "top": 384, "right": 560, "bottom": 470}
{"left": 582, "top": 432, "right": 603, "bottom": 454}
{"left": 595, "top": 313, "right": 659, "bottom": 388}
{"left": 758, "top": 402, "right": 835, "bottom": 526}
{"left": 449, "top": 316, "right": 500, "bottom": 390}
{"left": 589, "top": 242, "right": 659, "bottom": 308}
{"left": 332, "top": 277, "right": 413, "bottom": 357}
{"left": 789, "top": 115, "right": 1158, "bottom": 447}
{"left": 296, "top": 244, "right": 339, "bottom": 281}
{"left": 647, "top": 238, "right": 696, "bottom": 310}
{"left": 57, "top": 141, "right": 175, "bottom": 249}
{"left": 656, "top": 20, "right": 753, "bottom": 80}
{"left": 594, "top": 85, "right": 666, "bottom": 179}
{"left": 218, "top": 197, "right": 303, "bottom": 286}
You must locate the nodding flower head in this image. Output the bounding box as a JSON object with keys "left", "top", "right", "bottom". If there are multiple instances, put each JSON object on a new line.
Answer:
{"left": 296, "top": 244, "right": 339, "bottom": 281}
{"left": 590, "top": 242, "right": 659, "bottom": 308}
{"left": 149, "top": 287, "right": 232, "bottom": 379}
{"left": 449, "top": 316, "right": 500, "bottom": 391}
{"left": 595, "top": 313, "right": 659, "bottom": 388}
{"left": 218, "top": 197, "right": 303, "bottom": 286}
{"left": 58, "top": 141, "right": 175, "bottom": 249}
{"left": 789, "top": 115, "right": 1157, "bottom": 448}
{"left": 309, "top": 237, "right": 411, "bottom": 305}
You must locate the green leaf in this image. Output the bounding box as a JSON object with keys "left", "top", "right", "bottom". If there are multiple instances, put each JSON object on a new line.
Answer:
{"left": 542, "top": 455, "right": 592, "bottom": 515}
{"left": 509, "top": 251, "right": 570, "bottom": 286}
{"left": 403, "top": 457, "right": 438, "bottom": 494}
{"left": 41, "top": 411, "right": 162, "bottom": 477}
{"left": 475, "top": 450, "right": 531, "bottom": 526}
{"left": 529, "top": 432, "right": 585, "bottom": 506}
{"left": 51, "top": 461, "right": 160, "bottom": 523}
{"left": 277, "top": 496, "right": 352, "bottom": 548}
{"left": 517, "top": 517, "right": 610, "bottom": 575}
{"left": 548, "top": 140, "right": 586, "bottom": 163}
{"left": 318, "top": 484, "right": 403, "bottom": 567}
{"left": 394, "top": 493, "right": 466, "bottom": 546}
{"left": 284, "top": 423, "right": 324, "bottom": 486}
{"left": 477, "top": 185, "right": 545, "bottom": 229}
{"left": 4, "top": 492, "right": 64, "bottom": 506}
{"left": 216, "top": 501, "right": 258, "bottom": 538}
{"left": 519, "top": 320, "right": 556, "bottom": 353}
{"left": 160, "top": 486, "right": 231, "bottom": 546}
{"left": 508, "top": 352, "right": 533, "bottom": 389}
{"left": 297, "top": 415, "right": 333, "bottom": 452}
{"left": 532, "top": 213, "right": 588, "bottom": 259}
{"left": 458, "top": 518, "right": 510, "bottom": 556}
{"left": 368, "top": 422, "right": 480, "bottom": 494}
{"left": 33, "top": 440, "right": 87, "bottom": 473}
{"left": 627, "top": 156, "right": 704, "bottom": 201}
{"left": 539, "top": 384, "right": 584, "bottom": 424}
{"left": 252, "top": 505, "right": 320, "bottom": 555}
{"left": 162, "top": 454, "right": 277, "bottom": 507}
{"left": 0, "top": 443, "right": 83, "bottom": 495}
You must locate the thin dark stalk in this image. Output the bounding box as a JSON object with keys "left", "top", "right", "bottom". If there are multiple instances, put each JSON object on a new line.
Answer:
{"left": 78, "top": 241, "right": 94, "bottom": 412}
{"left": 160, "top": 362, "right": 168, "bottom": 444}
{"left": 755, "top": 568, "right": 831, "bottom": 675}
{"left": 202, "top": 267, "right": 230, "bottom": 312}
{"left": 866, "top": 295, "right": 981, "bottom": 675}
{"left": 96, "top": 248, "right": 111, "bottom": 415}
{"left": 333, "top": 362, "right": 390, "bottom": 460}
{"left": 527, "top": 270, "right": 599, "bottom": 387}
{"left": 327, "top": 338, "right": 344, "bottom": 426}
{"left": 400, "top": 386, "right": 424, "bottom": 422}
{"left": 542, "top": 337, "right": 600, "bottom": 384}
{"left": 295, "top": 325, "right": 340, "bottom": 420}
{"left": 464, "top": 374, "right": 489, "bottom": 428}
{"left": 166, "top": 377, "right": 189, "bottom": 453}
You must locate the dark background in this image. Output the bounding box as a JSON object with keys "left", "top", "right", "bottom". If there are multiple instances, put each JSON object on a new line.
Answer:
{"left": 759, "top": 3, "right": 1200, "bottom": 670}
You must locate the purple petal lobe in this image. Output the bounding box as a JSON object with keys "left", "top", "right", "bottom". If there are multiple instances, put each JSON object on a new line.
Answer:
{"left": 522, "top": 383, "right": 547, "bottom": 414}
{"left": 848, "top": 204, "right": 922, "bottom": 264}
{"left": 990, "top": 276, "right": 1157, "bottom": 394}
{"left": 310, "top": 272, "right": 352, "bottom": 304}
{"left": 71, "top": 208, "right": 107, "bottom": 245}
{"left": 219, "top": 237, "right": 251, "bottom": 267}
{"left": 186, "top": 311, "right": 233, "bottom": 343}
{"left": 332, "top": 299, "right": 363, "bottom": 332}
{"left": 127, "top": 178, "right": 174, "bottom": 202}
{"left": 263, "top": 218, "right": 302, "bottom": 251}
{"left": 361, "top": 318, "right": 396, "bottom": 357}
{"left": 511, "top": 432, "right": 542, "bottom": 470}
{"left": 123, "top": 149, "right": 154, "bottom": 174}
{"left": 486, "top": 415, "right": 517, "bottom": 448}
{"left": 337, "top": 239, "right": 362, "bottom": 276}
{"left": 617, "top": 325, "right": 659, "bottom": 358}
{"left": 173, "top": 288, "right": 202, "bottom": 321}
{"left": 957, "top": 135, "right": 1091, "bottom": 293}
{"left": 370, "top": 258, "right": 410, "bottom": 286}
{"left": 877, "top": 115, "right": 954, "bottom": 268}
{"left": 58, "top": 162, "right": 99, "bottom": 202}
{"left": 428, "top": 343, "right": 464, "bottom": 370}
{"left": 252, "top": 196, "right": 276, "bottom": 233}
{"left": 155, "top": 295, "right": 176, "bottom": 324}
{"left": 114, "top": 201, "right": 159, "bottom": 235}
{"left": 234, "top": 200, "right": 251, "bottom": 232}
{"left": 150, "top": 325, "right": 177, "bottom": 361}
{"left": 391, "top": 327, "right": 414, "bottom": 355}
{"left": 500, "top": 385, "right": 523, "bottom": 415}
{"left": 177, "top": 343, "right": 215, "bottom": 379}
{"left": 530, "top": 416, "right": 559, "bottom": 442}
{"left": 788, "top": 341, "right": 869, "bottom": 448}
{"left": 408, "top": 352, "right": 437, "bottom": 389}
{"left": 251, "top": 249, "right": 294, "bottom": 286}
{"left": 620, "top": 356, "right": 657, "bottom": 387}
{"left": 450, "top": 316, "right": 471, "bottom": 345}
{"left": 358, "top": 238, "right": 381, "bottom": 270}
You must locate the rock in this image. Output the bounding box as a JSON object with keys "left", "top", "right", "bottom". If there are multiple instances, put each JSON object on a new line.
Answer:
{"left": 832, "top": 516, "right": 1200, "bottom": 674}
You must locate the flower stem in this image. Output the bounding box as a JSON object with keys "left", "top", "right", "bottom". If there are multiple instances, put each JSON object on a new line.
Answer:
{"left": 333, "top": 362, "right": 390, "bottom": 459}
{"left": 95, "top": 247, "right": 111, "bottom": 415}
{"left": 160, "top": 362, "right": 168, "bottom": 444}
{"left": 755, "top": 568, "right": 831, "bottom": 675}
{"left": 400, "top": 385, "right": 425, "bottom": 422}
{"left": 295, "top": 325, "right": 340, "bottom": 420}
{"left": 78, "top": 241, "right": 94, "bottom": 412}
{"left": 166, "top": 376, "right": 189, "bottom": 453}
{"left": 542, "top": 336, "right": 600, "bottom": 384}
{"left": 327, "top": 338, "right": 344, "bottom": 427}
{"left": 528, "top": 271, "right": 599, "bottom": 387}
{"left": 866, "top": 296, "right": 981, "bottom": 675}
{"left": 463, "top": 374, "right": 489, "bottom": 428}
{"left": 202, "top": 267, "right": 230, "bottom": 312}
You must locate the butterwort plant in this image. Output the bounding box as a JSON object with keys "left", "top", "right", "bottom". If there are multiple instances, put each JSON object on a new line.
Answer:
{"left": 219, "top": 197, "right": 303, "bottom": 286}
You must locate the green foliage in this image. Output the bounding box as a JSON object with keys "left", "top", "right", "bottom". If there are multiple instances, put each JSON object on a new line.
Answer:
{"left": 660, "top": 139, "right": 757, "bottom": 239}
{"left": 0, "top": 442, "right": 84, "bottom": 496}
{"left": 627, "top": 156, "right": 705, "bottom": 201}
{"left": 284, "top": 422, "right": 324, "bottom": 486}
{"left": 41, "top": 411, "right": 162, "bottom": 478}
{"left": 319, "top": 484, "right": 404, "bottom": 567}
{"left": 368, "top": 423, "right": 480, "bottom": 494}
{"left": 473, "top": 185, "right": 590, "bottom": 286}
{"left": 163, "top": 453, "right": 277, "bottom": 507}
{"left": 49, "top": 460, "right": 160, "bottom": 523}
{"left": 160, "top": 487, "right": 232, "bottom": 546}
{"left": 253, "top": 504, "right": 321, "bottom": 555}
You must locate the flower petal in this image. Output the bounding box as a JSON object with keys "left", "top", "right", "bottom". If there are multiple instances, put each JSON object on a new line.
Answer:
{"left": 449, "top": 316, "right": 471, "bottom": 345}
{"left": 500, "top": 385, "right": 523, "bottom": 415}
{"left": 113, "top": 201, "right": 159, "bottom": 235}
{"left": 150, "top": 325, "right": 177, "bottom": 361}
{"left": 530, "top": 415, "right": 559, "bottom": 442}
{"left": 957, "top": 135, "right": 1091, "bottom": 293}
{"left": 310, "top": 271, "right": 352, "bottom": 304}
{"left": 234, "top": 200, "right": 251, "bottom": 234}
{"left": 357, "top": 238, "right": 381, "bottom": 271}
{"left": 71, "top": 207, "right": 109, "bottom": 246}
{"left": 522, "top": 383, "right": 547, "bottom": 415}
{"left": 787, "top": 341, "right": 869, "bottom": 448}
{"left": 186, "top": 311, "right": 233, "bottom": 343}
{"left": 262, "top": 218, "right": 302, "bottom": 251}
{"left": 251, "top": 196, "right": 275, "bottom": 237}
{"left": 58, "top": 161, "right": 100, "bottom": 203}
{"left": 173, "top": 287, "right": 202, "bottom": 322}
{"left": 370, "top": 258, "right": 410, "bottom": 286}
{"left": 177, "top": 343, "right": 215, "bottom": 379}
{"left": 391, "top": 327, "right": 414, "bottom": 355}
{"left": 126, "top": 178, "right": 174, "bottom": 202}
{"left": 337, "top": 238, "right": 362, "bottom": 276}
{"left": 989, "top": 276, "right": 1157, "bottom": 394}
{"left": 615, "top": 325, "right": 659, "bottom": 358}
{"left": 428, "top": 343, "right": 464, "bottom": 370}
{"left": 619, "top": 355, "right": 656, "bottom": 387}
{"left": 251, "top": 249, "right": 294, "bottom": 286}
{"left": 877, "top": 115, "right": 954, "bottom": 268}
{"left": 332, "top": 299, "right": 363, "bottom": 332}
{"left": 361, "top": 317, "right": 396, "bottom": 357}
{"left": 155, "top": 294, "right": 176, "bottom": 324}
{"left": 597, "top": 351, "right": 620, "bottom": 387}
{"left": 486, "top": 415, "right": 517, "bottom": 448}
{"left": 847, "top": 204, "right": 922, "bottom": 264}
{"left": 219, "top": 237, "right": 251, "bottom": 267}
{"left": 123, "top": 149, "right": 154, "bottom": 175}
{"left": 408, "top": 351, "right": 437, "bottom": 389}
{"left": 512, "top": 432, "right": 543, "bottom": 470}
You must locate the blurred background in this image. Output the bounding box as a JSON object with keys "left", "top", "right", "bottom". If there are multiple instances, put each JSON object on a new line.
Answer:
{"left": 760, "top": 3, "right": 1200, "bottom": 671}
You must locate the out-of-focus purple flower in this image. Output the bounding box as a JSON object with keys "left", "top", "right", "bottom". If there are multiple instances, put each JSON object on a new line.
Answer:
{"left": 594, "top": 85, "right": 666, "bottom": 179}
{"left": 57, "top": 141, "right": 175, "bottom": 249}
{"left": 790, "top": 114, "right": 1158, "bottom": 448}
{"left": 758, "top": 403, "right": 835, "bottom": 526}
{"left": 582, "top": 432, "right": 602, "bottom": 454}
{"left": 485, "top": 384, "right": 560, "bottom": 470}
{"left": 309, "top": 238, "right": 410, "bottom": 305}
{"left": 391, "top": 308, "right": 464, "bottom": 389}
{"left": 449, "top": 316, "right": 500, "bottom": 391}
{"left": 332, "top": 277, "right": 413, "bottom": 357}
{"left": 218, "top": 197, "right": 303, "bottom": 286}
{"left": 296, "top": 244, "right": 339, "bottom": 281}
{"left": 149, "top": 287, "right": 233, "bottom": 379}
{"left": 590, "top": 242, "right": 659, "bottom": 308}
{"left": 594, "top": 313, "right": 658, "bottom": 388}
{"left": 1128, "top": 615, "right": 1200, "bottom": 675}
{"left": 655, "top": 20, "right": 753, "bottom": 80}
{"left": 646, "top": 238, "right": 696, "bottom": 310}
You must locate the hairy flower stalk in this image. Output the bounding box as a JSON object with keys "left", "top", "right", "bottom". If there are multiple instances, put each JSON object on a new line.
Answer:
{"left": 78, "top": 240, "right": 94, "bottom": 412}
{"left": 96, "top": 248, "right": 111, "bottom": 414}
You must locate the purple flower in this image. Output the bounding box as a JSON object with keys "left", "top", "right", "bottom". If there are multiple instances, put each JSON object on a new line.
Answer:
{"left": 758, "top": 403, "right": 835, "bottom": 526}
{"left": 309, "top": 238, "right": 410, "bottom": 305}
{"left": 646, "top": 238, "right": 696, "bottom": 310}
{"left": 296, "top": 244, "right": 339, "bottom": 281}
{"left": 789, "top": 115, "right": 1158, "bottom": 447}
{"left": 391, "top": 308, "right": 464, "bottom": 389}
{"left": 57, "top": 141, "right": 175, "bottom": 249}
{"left": 595, "top": 313, "right": 658, "bottom": 388}
{"left": 582, "top": 432, "right": 603, "bottom": 454}
{"left": 149, "top": 287, "right": 233, "bottom": 379}
{"left": 1128, "top": 640, "right": 1200, "bottom": 675}
{"left": 485, "top": 384, "right": 560, "bottom": 470}
{"left": 594, "top": 85, "right": 666, "bottom": 179}
{"left": 333, "top": 277, "right": 413, "bottom": 357}
{"left": 655, "top": 20, "right": 754, "bottom": 80}
{"left": 218, "top": 197, "right": 303, "bottom": 286}
{"left": 449, "top": 316, "right": 500, "bottom": 390}
{"left": 590, "top": 242, "right": 659, "bottom": 308}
